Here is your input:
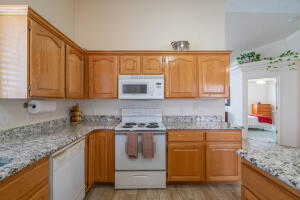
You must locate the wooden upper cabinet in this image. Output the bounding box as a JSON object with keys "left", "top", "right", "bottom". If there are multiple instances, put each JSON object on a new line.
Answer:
{"left": 89, "top": 55, "right": 118, "bottom": 98}
{"left": 168, "top": 142, "right": 205, "bottom": 182}
{"left": 206, "top": 142, "right": 241, "bottom": 182}
{"left": 165, "top": 55, "right": 198, "bottom": 98}
{"left": 119, "top": 56, "right": 141, "bottom": 74}
{"left": 198, "top": 55, "right": 229, "bottom": 98}
{"left": 142, "top": 56, "right": 164, "bottom": 74}
{"left": 29, "top": 19, "right": 65, "bottom": 98}
{"left": 66, "top": 45, "right": 84, "bottom": 98}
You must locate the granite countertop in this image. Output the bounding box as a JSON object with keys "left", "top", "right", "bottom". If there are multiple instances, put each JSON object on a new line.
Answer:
{"left": 164, "top": 121, "right": 242, "bottom": 130}
{"left": 0, "top": 122, "right": 117, "bottom": 181}
{"left": 0, "top": 119, "right": 242, "bottom": 182}
{"left": 237, "top": 140, "right": 300, "bottom": 190}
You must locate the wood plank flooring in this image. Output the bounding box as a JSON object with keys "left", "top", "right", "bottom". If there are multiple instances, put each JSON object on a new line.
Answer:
{"left": 85, "top": 183, "right": 241, "bottom": 200}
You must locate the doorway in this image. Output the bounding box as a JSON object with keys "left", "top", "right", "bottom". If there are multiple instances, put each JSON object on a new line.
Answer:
{"left": 247, "top": 78, "right": 278, "bottom": 143}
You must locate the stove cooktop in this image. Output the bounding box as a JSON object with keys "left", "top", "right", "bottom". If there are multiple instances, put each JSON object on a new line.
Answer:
{"left": 115, "top": 121, "right": 166, "bottom": 131}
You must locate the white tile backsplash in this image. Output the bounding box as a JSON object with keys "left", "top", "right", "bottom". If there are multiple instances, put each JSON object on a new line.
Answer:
{"left": 80, "top": 99, "right": 225, "bottom": 118}
{"left": 0, "top": 98, "right": 225, "bottom": 131}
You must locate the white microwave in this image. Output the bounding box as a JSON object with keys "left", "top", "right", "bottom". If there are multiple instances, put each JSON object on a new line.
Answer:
{"left": 118, "top": 75, "right": 164, "bottom": 99}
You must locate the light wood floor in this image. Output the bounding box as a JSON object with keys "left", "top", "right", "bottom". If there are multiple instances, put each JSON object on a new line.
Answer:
{"left": 85, "top": 183, "right": 241, "bottom": 200}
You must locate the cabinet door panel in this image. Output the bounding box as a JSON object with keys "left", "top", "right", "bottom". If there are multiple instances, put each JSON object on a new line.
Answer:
{"left": 120, "top": 56, "right": 141, "bottom": 74}
{"left": 198, "top": 55, "right": 229, "bottom": 98}
{"left": 29, "top": 20, "right": 65, "bottom": 98}
{"left": 206, "top": 143, "right": 241, "bottom": 181}
{"left": 165, "top": 56, "right": 197, "bottom": 98}
{"left": 168, "top": 142, "right": 205, "bottom": 182}
{"left": 142, "top": 56, "right": 163, "bottom": 74}
{"left": 94, "top": 130, "right": 115, "bottom": 183}
{"left": 66, "top": 45, "right": 84, "bottom": 98}
{"left": 89, "top": 56, "right": 118, "bottom": 98}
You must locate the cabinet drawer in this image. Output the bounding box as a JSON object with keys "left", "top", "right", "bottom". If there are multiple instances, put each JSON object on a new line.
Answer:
{"left": 242, "top": 162, "right": 299, "bottom": 200}
{"left": 206, "top": 130, "right": 241, "bottom": 142}
{"left": 168, "top": 130, "right": 204, "bottom": 142}
{"left": 0, "top": 157, "right": 49, "bottom": 200}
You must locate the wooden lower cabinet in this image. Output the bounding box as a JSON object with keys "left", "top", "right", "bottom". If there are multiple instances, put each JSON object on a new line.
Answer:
{"left": 168, "top": 142, "right": 205, "bottom": 182}
{"left": 0, "top": 157, "right": 49, "bottom": 200}
{"left": 241, "top": 159, "right": 300, "bottom": 200}
{"left": 167, "top": 130, "right": 242, "bottom": 183}
{"left": 86, "top": 130, "right": 115, "bottom": 187}
{"left": 206, "top": 142, "right": 241, "bottom": 182}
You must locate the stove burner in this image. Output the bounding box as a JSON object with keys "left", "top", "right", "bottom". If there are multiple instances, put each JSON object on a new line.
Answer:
{"left": 146, "top": 124, "right": 159, "bottom": 128}
{"left": 125, "top": 122, "right": 137, "bottom": 126}
{"left": 138, "top": 123, "right": 146, "bottom": 127}
{"left": 122, "top": 125, "right": 134, "bottom": 128}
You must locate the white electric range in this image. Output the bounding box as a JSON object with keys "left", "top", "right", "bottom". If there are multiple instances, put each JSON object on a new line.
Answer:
{"left": 114, "top": 108, "right": 166, "bottom": 189}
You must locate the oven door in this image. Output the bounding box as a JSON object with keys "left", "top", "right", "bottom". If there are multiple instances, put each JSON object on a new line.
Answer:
{"left": 115, "top": 133, "right": 166, "bottom": 171}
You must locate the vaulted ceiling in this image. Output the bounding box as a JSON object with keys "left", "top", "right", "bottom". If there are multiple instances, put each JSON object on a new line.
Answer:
{"left": 225, "top": 0, "right": 300, "bottom": 52}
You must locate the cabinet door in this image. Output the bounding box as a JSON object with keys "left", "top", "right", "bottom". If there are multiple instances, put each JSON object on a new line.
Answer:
{"left": 142, "top": 56, "right": 164, "bottom": 74}
{"left": 89, "top": 55, "right": 118, "bottom": 98}
{"left": 119, "top": 56, "right": 141, "bottom": 74}
{"left": 165, "top": 55, "right": 198, "bottom": 98}
{"left": 94, "top": 130, "right": 115, "bottom": 183}
{"left": 29, "top": 20, "right": 65, "bottom": 98}
{"left": 87, "top": 132, "right": 95, "bottom": 190}
{"left": 198, "top": 55, "right": 229, "bottom": 98}
{"left": 206, "top": 143, "right": 241, "bottom": 182}
{"left": 168, "top": 142, "right": 205, "bottom": 182}
{"left": 242, "top": 186, "right": 260, "bottom": 200}
{"left": 66, "top": 45, "right": 84, "bottom": 98}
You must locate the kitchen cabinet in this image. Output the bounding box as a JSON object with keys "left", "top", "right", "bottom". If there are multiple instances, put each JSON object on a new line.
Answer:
{"left": 142, "top": 56, "right": 164, "bottom": 74}
{"left": 86, "top": 132, "right": 95, "bottom": 192}
{"left": 0, "top": 157, "right": 49, "bottom": 200}
{"left": 29, "top": 19, "right": 66, "bottom": 98}
{"left": 198, "top": 55, "right": 229, "bottom": 98}
{"left": 0, "top": 6, "right": 84, "bottom": 99}
{"left": 168, "top": 142, "right": 205, "bottom": 182}
{"left": 165, "top": 55, "right": 198, "bottom": 98}
{"left": 66, "top": 45, "right": 85, "bottom": 98}
{"left": 167, "top": 129, "right": 242, "bottom": 183}
{"left": 92, "top": 130, "right": 115, "bottom": 183}
{"left": 88, "top": 55, "right": 118, "bottom": 98}
{"left": 167, "top": 130, "right": 205, "bottom": 182}
{"left": 119, "top": 56, "right": 141, "bottom": 74}
{"left": 206, "top": 142, "right": 241, "bottom": 182}
{"left": 241, "top": 159, "right": 300, "bottom": 200}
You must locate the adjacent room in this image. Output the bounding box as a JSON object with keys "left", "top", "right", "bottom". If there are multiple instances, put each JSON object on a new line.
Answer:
{"left": 247, "top": 78, "right": 277, "bottom": 143}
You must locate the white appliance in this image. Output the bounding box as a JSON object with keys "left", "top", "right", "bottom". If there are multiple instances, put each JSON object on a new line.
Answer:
{"left": 115, "top": 108, "right": 166, "bottom": 189}
{"left": 50, "top": 138, "right": 85, "bottom": 200}
{"left": 118, "top": 75, "right": 164, "bottom": 99}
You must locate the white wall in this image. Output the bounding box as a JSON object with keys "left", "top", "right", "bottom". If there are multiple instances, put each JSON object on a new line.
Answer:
{"left": 80, "top": 99, "right": 225, "bottom": 118}
{"left": 256, "top": 29, "right": 300, "bottom": 57}
{"left": 74, "top": 0, "right": 226, "bottom": 50}
{"left": 0, "top": 99, "right": 80, "bottom": 130}
{"left": 0, "top": 0, "right": 76, "bottom": 40}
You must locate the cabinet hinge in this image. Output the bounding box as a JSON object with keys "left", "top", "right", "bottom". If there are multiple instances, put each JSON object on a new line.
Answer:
{"left": 27, "top": 85, "right": 31, "bottom": 92}
{"left": 28, "top": 25, "right": 32, "bottom": 31}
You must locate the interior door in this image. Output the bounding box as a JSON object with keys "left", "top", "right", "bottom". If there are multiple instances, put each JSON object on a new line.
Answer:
{"left": 198, "top": 55, "right": 229, "bottom": 98}
{"left": 29, "top": 19, "right": 65, "bottom": 98}
{"left": 66, "top": 45, "right": 84, "bottom": 98}
{"left": 165, "top": 55, "right": 198, "bottom": 98}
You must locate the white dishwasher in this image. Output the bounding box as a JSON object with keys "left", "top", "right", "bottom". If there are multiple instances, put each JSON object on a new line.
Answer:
{"left": 50, "top": 138, "right": 85, "bottom": 200}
